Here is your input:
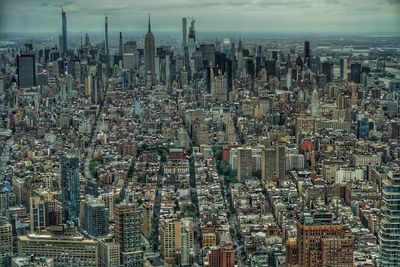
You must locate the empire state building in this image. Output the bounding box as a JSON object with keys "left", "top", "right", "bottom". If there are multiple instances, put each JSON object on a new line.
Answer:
{"left": 145, "top": 14, "right": 155, "bottom": 86}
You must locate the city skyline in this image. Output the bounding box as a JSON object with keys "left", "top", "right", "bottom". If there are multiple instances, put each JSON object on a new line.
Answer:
{"left": 0, "top": 0, "right": 399, "bottom": 266}
{"left": 1, "top": 0, "right": 400, "bottom": 34}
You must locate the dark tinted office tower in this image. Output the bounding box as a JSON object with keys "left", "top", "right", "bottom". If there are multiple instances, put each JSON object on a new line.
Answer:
{"left": 182, "top": 18, "right": 187, "bottom": 51}
{"left": 119, "top": 32, "right": 123, "bottom": 56}
{"left": 246, "top": 59, "right": 255, "bottom": 78}
{"left": 321, "top": 62, "right": 334, "bottom": 83}
{"left": 304, "top": 41, "right": 311, "bottom": 67}
{"left": 215, "top": 52, "right": 227, "bottom": 73}
{"left": 226, "top": 59, "right": 233, "bottom": 92}
{"left": 17, "top": 54, "right": 36, "bottom": 88}
{"left": 105, "top": 16, "right": 109, "bottom": 55}
{"left": 265, "top": 60, "right": 276, "bottom": 77}
{"left": 85, "top": 33, "right": 89, "bottom": 45}
{"left": 272, "top": 51, "right": 278, "bottom": 61}
{"left": 199, "top": 44, "right": 215, "bottom": 66}
{"left": 60, "top": 155, "right": 80, "bottom": 225}
{"left": 145, "top": 14, "right": 156, "bottom": 85}
{"left": 256, "top": 56, "right": 262, "bottom": 75}
{"left": 61, "top": 9, "right": 67, "bottom": 57}
{"left": 350, "top": 63, "right": 361, "bottom": 83}
{"left": 311, "top": 56, "right": 320, "bottom": 73}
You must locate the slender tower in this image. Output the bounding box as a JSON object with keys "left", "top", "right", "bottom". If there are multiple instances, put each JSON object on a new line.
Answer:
{"left": 182, "top": 18, "right": 187, "bottom": 52}
{"left": 61, "top": 8, "right": 67, "bottom": 57}
{"left": 105, "top": 16, "right": 109, "bottom": 55}
{"left": 119, "top": 32, "right": 123, "bottom": 56}
{"left": 144, "top": 13, "right": 155, "bottom": 86}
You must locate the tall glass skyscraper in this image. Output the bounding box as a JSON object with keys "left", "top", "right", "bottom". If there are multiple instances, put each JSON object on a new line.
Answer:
{"left": 61, "top": 8, "right": 67, "bottom": 57}
{"left": 60, "top": 155, "right": 80, "bottom": 225}
{"left": 379, "top": 168, "right": 400, "bottom": 266}
{"left": 17, "top": 54, "right": 36, "bottom": 88}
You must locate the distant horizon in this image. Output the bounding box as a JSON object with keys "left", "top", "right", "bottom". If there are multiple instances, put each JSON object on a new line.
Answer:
{"left": 2, "top": 30, "right": 400, "bottom": 37}
{"left": 1, "top": 0, "right": 399, "bottom": 34}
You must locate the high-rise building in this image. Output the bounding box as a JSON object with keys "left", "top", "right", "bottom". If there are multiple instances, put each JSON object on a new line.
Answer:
{"left": 182, "top": 18, "right": 187, "bottom": 52}
{"left": 261, "top": 144, "right": 286, "bottom": 180}
{"left": 286, "top": 210, "right": 355, "bottom": 267}
{"left": 160, "top": 218, "right": 194, "bottom": 266}
{"left": 379, "top": 168, "right": 400, "bottom": 266}
{"left": 304, "top": 41, "right": 311, "bottom": 68}
{"left": 30, "top": 196, "right": 46, "bottom": 232}
{"left": 61, "top": 8, "right": 67, "bottom": 57}
{"left": 321, "top": 61, "right": 334, "bottom": 83}
{"left": 350, "top": 63, "right": 361, "bottom": 83}
{"left": 17, "top": 225, "right": 97, "bottom": 267}
{"left": 207, "top": 243, "right": 235, "bottom": 267}
{"left": 60, "top": 155, "right": 80, "bottom": 225}
{"left": 119, "top": 32, "right": 123, "bottom": 56}
{"left": 17, "top": 54, "right": 36, "bottom": 88}
{"left": 311, "top": 88, "right": 320, "bottom": 116}
{"left": 0, "top": 217, "right": 12, "bottom": 261}
{"left": 114, "top": 202, "right": 143, "bottom": 266}
{"left": 236, "top": 147, "right": 253, "bottom": 182}
{"left": 98, "top": 238, "right": 120, "bottom": 267}
{"left": 188, "top": 18, "right": 196, "bottom": 58}
{"left": 340, "top": 58, "right": 348, "bottom": 80}
{"left": 144, "top": 14, "right": 156, "bottom": 86}
{"left": 83, "top": 197, "right": 109, "bottom": 237}
{"left": 105, "top": 16, "right": 109, "bottom": 56}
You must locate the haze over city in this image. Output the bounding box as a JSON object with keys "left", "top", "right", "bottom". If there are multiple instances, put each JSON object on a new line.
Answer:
{"left": 1, "top": 0, "right": 400, "bottom": 33}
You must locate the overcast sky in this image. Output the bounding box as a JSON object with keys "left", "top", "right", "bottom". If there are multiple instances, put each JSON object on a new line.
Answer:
{"left": 0, "top": 0, "right": 399, "bottom": 34}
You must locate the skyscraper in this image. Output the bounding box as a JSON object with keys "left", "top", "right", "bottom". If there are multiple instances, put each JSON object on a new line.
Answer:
{"left": 350, "top": 63, "right": 361, "bottom": 83}
{"left": 60, "top": 155, "right": 80, "bottom": 225}
{"left": 114, "top": 202, "right": 143, "bottom": 266}
{"left": 321, "top": 61, "right": 334, "bottom": 83}
{"left": 83, "top": 197, "right": 109, "bottom": 237}
{"left": 182, "top": 18, "right": 187, "bottom": 52}
{"left": 17, "top": 54, "right": 36, "bottom": 88}
{"left": 379, "top": 168, "right": 400, "bottom": 266}
{"left": 188, "top": 18, "right": 196, "bottom": 58}
{"left": 304, "top": 41, "right": 311, "bottom": 68}
{"left": 144, "top": 14, "right": 155, "bottom": 86}
{"left": 311, "top": 88, "right": 320, "bottom": 116}
{"left": 119, "top": 32, "right": 123, "bottom": 56}
{"left": 340, "top": 58, "right": 348, "bottom": 80}
{"left": 105, "top": 16, "right": 109, "bottom": 56}
{"left": 261, "top": 144, "right": 286, "bottom": 180}
{"left": 61, "top": 8, "right": 67, "bottom": 57}
{"left": 237, "top": 147, "right": 253, "bottom": 182}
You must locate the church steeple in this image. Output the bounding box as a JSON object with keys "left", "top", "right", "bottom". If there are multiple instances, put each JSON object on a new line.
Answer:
{"left": 148, "top": 13, "right": 151, "bottom": 33}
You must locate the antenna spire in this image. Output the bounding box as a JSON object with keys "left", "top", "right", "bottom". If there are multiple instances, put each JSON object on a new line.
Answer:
{"left": 148, "top": 13, "right": 151, "bottom": 32}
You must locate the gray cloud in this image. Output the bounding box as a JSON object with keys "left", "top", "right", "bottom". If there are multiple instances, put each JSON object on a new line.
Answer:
{"left": 0, "top": 0, "right": 399, "bottom": 33}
